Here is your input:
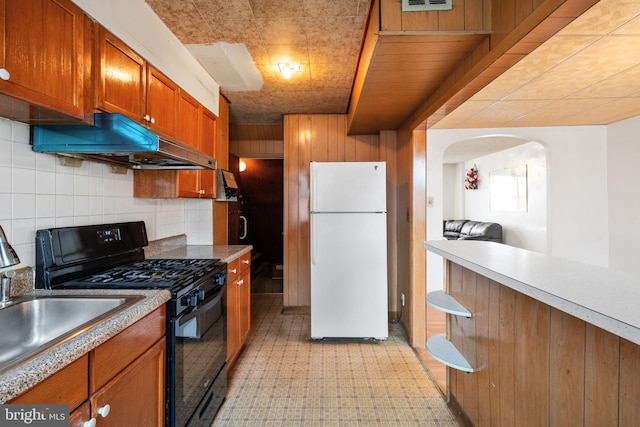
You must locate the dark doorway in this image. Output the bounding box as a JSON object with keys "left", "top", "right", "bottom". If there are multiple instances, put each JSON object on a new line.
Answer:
{"left": 228, "top": 157, "right": 283, "bottom": 290}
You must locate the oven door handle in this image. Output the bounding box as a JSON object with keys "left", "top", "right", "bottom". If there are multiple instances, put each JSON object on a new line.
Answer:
{"left": 179, "top": 284, "right": 226, "bottom": 326}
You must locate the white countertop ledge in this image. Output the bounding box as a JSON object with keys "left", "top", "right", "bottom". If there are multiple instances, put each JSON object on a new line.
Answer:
{"left": 424, "top": 240, "right": 640, "bottom": 346}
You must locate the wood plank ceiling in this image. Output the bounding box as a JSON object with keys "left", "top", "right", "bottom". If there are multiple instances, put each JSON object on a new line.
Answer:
{"left": 347, "top": 33, "right": 489, "bottom": 134}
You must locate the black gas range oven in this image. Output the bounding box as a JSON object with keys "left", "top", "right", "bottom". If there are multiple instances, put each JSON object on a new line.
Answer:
{"left": 34, "top": 221, "right": 227, "bottom": 427}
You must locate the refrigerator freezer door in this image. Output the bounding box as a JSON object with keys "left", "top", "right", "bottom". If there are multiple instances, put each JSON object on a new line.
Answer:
{"left": 311, "top": 162, "right": 386, "bottom": 213}
{"left": 310, "top": 212, "right": 388, "bottom": 339}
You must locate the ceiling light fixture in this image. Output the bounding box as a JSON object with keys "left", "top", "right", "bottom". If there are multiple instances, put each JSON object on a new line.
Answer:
{"left": 278, "top": 62, "right": 302, "bottom": 79}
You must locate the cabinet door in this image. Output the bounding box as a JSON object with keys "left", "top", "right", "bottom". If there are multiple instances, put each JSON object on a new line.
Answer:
{"left": 91, "top": 338, "right": 165, "bottom": 427}
{"left": 177, "top": 90, "right": 200, "bottom": 148}
{"left": 199, "top": 107, "right": 217, "bottom": 198}
{"left": 226, "top": 260, "right": 241, "bottom": 366}
{"left": 238, "top": 269, "right": 251, "bottom": 345}
{"left": 95, "top": 26, "right": 146, "bottom": 121}
{"left": 0, "top": 0, "right": 86, "bottom": 118}
{"left": 176, "top": 90, "right": 202, "bottom": 198}
{"left": 146, "top": 66, "right": 177, "bottom": 137}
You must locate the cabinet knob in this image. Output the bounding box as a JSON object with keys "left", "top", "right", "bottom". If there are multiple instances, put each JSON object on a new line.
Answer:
{"left": 230, "top": 268, "right": 237, "bottom": 274}
{"left": 242, "top": 259, "right": 250, "bottom": 265}
{"left": 0, "top": 68, "right": 9, "bottom": 81}
{"left": 83, "top": 419, "right": 97, "bottom": 427}
{"left": 237, "top": 279, "right": 244, "bottom": 286}
{"left": 97, "top": 404, "right": 111, "bottom": 418}
{"left": 143, "top": 114, "right": 150, "bottom": 122}
{"left": 150, "top": 117, "right": 156, "bottom": 124}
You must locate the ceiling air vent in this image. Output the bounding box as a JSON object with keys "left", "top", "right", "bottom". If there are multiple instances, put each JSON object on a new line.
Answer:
{"left": 402, "top": 0, "right": 453, "bottom": 12}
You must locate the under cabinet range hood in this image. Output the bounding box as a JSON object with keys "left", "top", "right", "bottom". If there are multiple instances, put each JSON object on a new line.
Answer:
{"left": 32, "top": 113, "right": 216, "bottom": 170}
{"left": 215, "top": 169, "right": 238, "bottom": 201}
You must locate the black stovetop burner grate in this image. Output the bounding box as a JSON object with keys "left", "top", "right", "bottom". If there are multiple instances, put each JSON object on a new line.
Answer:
{"left": 63, "top": 258, "right": 224, "bottom": 290}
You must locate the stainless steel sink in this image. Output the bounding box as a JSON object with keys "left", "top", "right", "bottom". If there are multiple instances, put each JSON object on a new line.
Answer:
{"left": 0, "top": 295, "right": 142, "bottom": 373}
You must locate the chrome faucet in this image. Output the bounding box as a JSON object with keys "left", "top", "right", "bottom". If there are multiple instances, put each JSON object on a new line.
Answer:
{"left": 0, "top": 225, "right": 20, "bottom": 306}
{"left": 0, "top": 225, "right": 20, "bottom": 269}
{"left": 0, "top": 270, "right": 15, "bottom": 305}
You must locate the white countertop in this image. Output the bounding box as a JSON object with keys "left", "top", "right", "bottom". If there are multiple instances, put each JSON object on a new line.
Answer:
{"left": 424, "top": 240, "right": 640, "bottom": 346}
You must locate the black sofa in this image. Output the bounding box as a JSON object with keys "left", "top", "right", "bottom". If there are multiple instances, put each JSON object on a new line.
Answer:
{"left": 443, "top": 219, "right": 503, "bottom": 243}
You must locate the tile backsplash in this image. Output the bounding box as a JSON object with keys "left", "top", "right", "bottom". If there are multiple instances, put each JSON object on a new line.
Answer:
{"left": 0, "top": 117, "right": 213, "bottom": 271}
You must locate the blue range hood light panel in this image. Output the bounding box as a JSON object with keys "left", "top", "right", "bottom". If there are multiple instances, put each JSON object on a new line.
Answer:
{"left": 32, "top": 113, "right": 217, "bottom": 170}
{"left": 33, "top": 113, "right": 159, "bottom": 153}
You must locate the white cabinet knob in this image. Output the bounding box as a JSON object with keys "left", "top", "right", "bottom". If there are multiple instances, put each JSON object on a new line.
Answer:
{"left": 242, "top": 259, "right": 250, "bottom": 265}
{"left": 150, "top": 117, "right": 155, "bottom": 124}
{"left": 143, "top": 114, "right": 150, "bottom": 122}
{"left": 230, "top": 268, "right": 237, "bottom": 274}
{"left": 237, "top": 279, "right": 244, "bottom": 286}
{"left": 97, "top": 404, "right": 111, "bottom": 418}
{"left": 0, "top": 68, "right": 9, "bottom": 81}
{"left": 83, "top": 418, "right": 97, "bottom": 427}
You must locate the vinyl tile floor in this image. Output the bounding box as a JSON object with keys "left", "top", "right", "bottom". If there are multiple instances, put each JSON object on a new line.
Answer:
{"left": 212, "top": 293, "right": 460, "bottom": 427}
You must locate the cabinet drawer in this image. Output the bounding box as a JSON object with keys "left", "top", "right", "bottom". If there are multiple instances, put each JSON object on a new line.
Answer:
{"left": 10, "top": 354, "right": 89, "bottom": 412}
{"left": 239, "top": 251, "right": 251, "bottom": 274}
{"left": 227, "top": 258, "right": 240, "bottom": 284}
{"left": 90, "top": 306, "right": 166, "bottom": 392}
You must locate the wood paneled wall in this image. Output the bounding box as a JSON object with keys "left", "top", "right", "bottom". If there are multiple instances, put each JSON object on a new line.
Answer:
{"left": 380, "top": 0, "right": 492, "bottom": 32}
{"left": 213, "top": 95, "right": 229, "bottom": 245}
{"left": 447, "top": 262, "right": 640, "bottom": 427}
{"left": 229, "top": 139, "right": 284, "bottom": 159}
{"left": 283, "top": 114, "right": 397, "bottom": 311}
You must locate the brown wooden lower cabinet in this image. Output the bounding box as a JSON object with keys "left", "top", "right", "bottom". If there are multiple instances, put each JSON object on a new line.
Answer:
{"left": 90, "top": 338, "right": 165, "bottom": 426}
{"left": 227, "top": 251, "right": 251, "bottom": 369}
{"left": 445, "top": 262, "right": 640, "bottom": 427}
{"left": 10, "top": 307, "right": 166, "bottom": 427}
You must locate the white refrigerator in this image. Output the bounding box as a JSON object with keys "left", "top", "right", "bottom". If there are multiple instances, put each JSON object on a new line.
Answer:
{"left": 310, "top": 161, "right": 388, "bottom": 340}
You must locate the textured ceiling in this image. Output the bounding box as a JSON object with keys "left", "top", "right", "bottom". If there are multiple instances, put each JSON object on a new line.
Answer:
{"left": 433, "top": 0, "right": 640, "bottom": 129}
{"left": 146, "top": 0, "right": 640, "bottom": 136}
{"left": 145, "top": 0, "right": 370, "bottom": 125}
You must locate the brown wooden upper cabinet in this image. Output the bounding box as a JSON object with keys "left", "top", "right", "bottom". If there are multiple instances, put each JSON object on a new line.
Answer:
{"left": 172, "top": 94, "right": 217, "bottom": 199}
{"left": 146, "top": 65, "right": 178, "bottom": 137}
{"left": 133, "top": 105, "right": 217, "bottom": 199}
{"left": 0, "top": 0, "right": 89, "bottom": 123}
{"left": 94, "top": 25, "right": 146, "bottom": 122}
{"left": 95, "top": 26, "right": 179, "bottom": 138}
{"left": 196, "top": 107, "right": 217, "bottom": 198}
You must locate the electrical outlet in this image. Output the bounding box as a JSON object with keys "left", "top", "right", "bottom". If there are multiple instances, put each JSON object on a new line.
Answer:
{"left": 401, "top": 293, "right": 405, "bottom": 307}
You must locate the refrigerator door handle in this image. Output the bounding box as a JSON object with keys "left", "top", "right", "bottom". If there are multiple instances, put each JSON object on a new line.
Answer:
{"left": 311, "top": 162, "right": 316, "bottom": 212}
{"left": 239, "top": 215, "right": 248, "bottom": 240}
{"left": 311, "top": 216, "right": 316, "bottom": 265}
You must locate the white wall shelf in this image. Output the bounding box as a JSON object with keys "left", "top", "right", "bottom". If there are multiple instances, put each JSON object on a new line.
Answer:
{"left": 426, "top": 334, "right": 475, "bottom": 373}
{"left": 426, "top": 290, "right": 472, "bottom": 317}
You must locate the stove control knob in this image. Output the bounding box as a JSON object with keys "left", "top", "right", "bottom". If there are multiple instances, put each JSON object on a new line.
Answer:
{"left": 197, "top": 289, "right": 206, "bottom": 300}
{"left": 187, "top": 291, "right": 199, "bottom": 307}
